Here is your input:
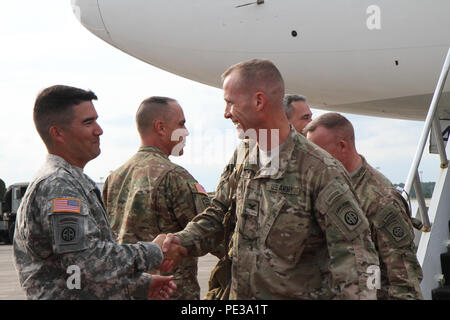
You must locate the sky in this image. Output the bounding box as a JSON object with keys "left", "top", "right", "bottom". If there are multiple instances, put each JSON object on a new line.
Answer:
{"left": 0, "top": 1, "right": 443, "bottom": 192}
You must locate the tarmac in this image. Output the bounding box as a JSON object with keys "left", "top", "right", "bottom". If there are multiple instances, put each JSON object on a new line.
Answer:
{"left": 0, "top": 243, "right": 218, "bottom": 300}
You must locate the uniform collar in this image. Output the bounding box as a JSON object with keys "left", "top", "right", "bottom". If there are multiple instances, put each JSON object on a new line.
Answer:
{"left": 45, "top": 154, "right": 98, "bottom": 194}
{"left": 138, "top": 146, "right": 169, "bottom": 159}
{"left": 350, "top": 155, "right": 368, "bottom": 188}
{"left": 249, "top": 125, "right": 297, "bottom": 179}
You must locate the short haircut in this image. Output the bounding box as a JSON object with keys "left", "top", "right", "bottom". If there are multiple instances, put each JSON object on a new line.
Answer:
{"left": 136, "top": 96, "right": 177, "bottom": 135}
{"left": 221, "top": 58, "right": 285, "bottom": 97}
{"left": 283, "top": 94, "right": 307, "bottom": 119}
{"left": 303, "top": 112, "right": 355, "bottom": 142}
{"left": 34, "top": 85, "right": 97, "bottom": 147}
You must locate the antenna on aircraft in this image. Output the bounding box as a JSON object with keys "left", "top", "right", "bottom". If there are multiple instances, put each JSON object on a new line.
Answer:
{"left": 235, "top": 0, "right": 264, "bottom": 8}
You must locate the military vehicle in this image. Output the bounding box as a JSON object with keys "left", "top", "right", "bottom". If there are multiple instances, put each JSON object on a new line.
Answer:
{"left": 0, "top": 182, "right": 28, "bottom": 244}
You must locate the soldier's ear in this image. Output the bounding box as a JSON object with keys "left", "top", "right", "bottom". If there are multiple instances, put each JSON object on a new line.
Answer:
{"left": 49, "top": 125, "right": 66, "bottom": 144}
{"left": 154, "top": 120, "right": 166, "bottom": 136}
{"left": 338, "top": 139, "right": 349, "bottom": 152}
{"left": 254, "top": 91, "right": 266, "bottom": 112}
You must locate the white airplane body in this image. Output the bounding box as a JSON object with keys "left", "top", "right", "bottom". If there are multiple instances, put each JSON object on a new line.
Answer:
{"left": 73, "top": 0, "right": 450, "bottom": 120}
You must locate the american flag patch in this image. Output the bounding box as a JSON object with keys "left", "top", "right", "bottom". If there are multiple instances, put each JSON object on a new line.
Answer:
{"left": 194, "top": 183, "right": 208, "bottom": 195}
{"left": 52, "top": 198, "right": 81, "bottom": 213}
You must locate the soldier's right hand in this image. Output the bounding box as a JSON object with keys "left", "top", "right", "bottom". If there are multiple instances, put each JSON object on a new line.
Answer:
{"left": 153, "top": 234, "right": 188, "bottom": 273}
{"left": 162, "top": 233, "right": 182, "bottom": 252}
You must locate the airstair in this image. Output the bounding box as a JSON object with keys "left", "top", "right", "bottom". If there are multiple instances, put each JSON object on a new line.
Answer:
{"left": 402, "top": 47, "right": 450, "bottom": 300}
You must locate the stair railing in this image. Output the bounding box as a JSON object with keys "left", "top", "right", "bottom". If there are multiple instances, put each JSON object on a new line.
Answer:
{"left": 402, "top": 47, "right": 450, "bottom": 232}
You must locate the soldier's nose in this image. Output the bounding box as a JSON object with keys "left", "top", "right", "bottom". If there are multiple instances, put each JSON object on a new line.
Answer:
{"left": 95, "top": 123, "right": 103, "bottom": 136}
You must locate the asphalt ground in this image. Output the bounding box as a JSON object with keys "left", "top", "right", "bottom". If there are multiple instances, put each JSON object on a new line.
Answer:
{"left": 0, "top": 244, "right": 218, "bottom": 300}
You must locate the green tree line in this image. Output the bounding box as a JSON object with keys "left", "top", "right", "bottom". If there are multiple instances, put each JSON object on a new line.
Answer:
{"left": 394, "top": 182, "right": 435, "bottom": 199}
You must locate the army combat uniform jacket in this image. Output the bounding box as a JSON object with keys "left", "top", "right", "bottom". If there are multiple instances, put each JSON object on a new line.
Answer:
{"left": 351, "top": 156, "right": 423, "bottom": 299}
{"left": 13, "top": 155, "right": 163, "bottom": 299}
{"left": 102, "top": 146, "right": 211, "bottom": 300}
{"left": 176, "top": 127, "right": 380, "bottom": 299}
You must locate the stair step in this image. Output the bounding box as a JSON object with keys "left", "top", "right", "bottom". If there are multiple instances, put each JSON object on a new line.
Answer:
{"left": 432, "top": 286, "right": 450, "bottom": 300}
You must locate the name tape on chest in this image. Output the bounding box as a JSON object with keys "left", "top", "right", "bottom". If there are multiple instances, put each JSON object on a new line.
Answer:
{"left": 267, "top": 183, "right": 300, "bottom": 195}
{"left": 52, "top": 198, "right": 81, "bottom": 213}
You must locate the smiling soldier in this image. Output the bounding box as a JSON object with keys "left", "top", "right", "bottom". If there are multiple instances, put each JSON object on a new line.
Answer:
{"left": 13, "top": 85, "right": 179, "bottom": 299}
{"left": 163, "top": 59, "right": 380, "bottom": 300}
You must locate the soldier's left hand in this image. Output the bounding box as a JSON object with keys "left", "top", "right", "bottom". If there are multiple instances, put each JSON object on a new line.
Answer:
{"left": 153, "top": 233, "right": 168, "bottom": 249}
{"left": 148, "top": 275, "right": 177, "bottom": 300}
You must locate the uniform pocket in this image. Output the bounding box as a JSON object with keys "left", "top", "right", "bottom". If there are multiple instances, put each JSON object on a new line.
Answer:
{"left": 262, "top": 197, "right": 308, "bottom": 264}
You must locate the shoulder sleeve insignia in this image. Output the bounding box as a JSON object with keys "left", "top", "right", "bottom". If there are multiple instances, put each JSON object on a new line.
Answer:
{"left": 52, "top": 198, "right": 81, "bottom": 213}
{"left": 382, "top": 216, "right": 414, "bottom": 247}
{"left": 194, "top": 183, "right": 208, "bottom": 196}
{"left": 316, "top": 180, "right": 369, "bottom": 241}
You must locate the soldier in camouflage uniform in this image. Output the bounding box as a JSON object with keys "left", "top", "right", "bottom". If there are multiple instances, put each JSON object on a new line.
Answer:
{"left": 163, "top": 59, "right": 380, "bottom": 299}
{"left": 13, "top": 85, "right": 178, "bottom": 299}
{"left": 304, "top": 112, "right": 423, "bottom": 299}
{"left": 102, "top": 96, "right": 211, "bottom": 300}
{"left": 283, "top": 94, "right": 313, "bottom": 134}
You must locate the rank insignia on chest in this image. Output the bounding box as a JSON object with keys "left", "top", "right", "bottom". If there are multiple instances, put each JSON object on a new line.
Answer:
{"left": 52, "top": 198, "right": 81, "bottom": 213}
{"left": 244, "top": 199, "right": 259, "bottom": 216}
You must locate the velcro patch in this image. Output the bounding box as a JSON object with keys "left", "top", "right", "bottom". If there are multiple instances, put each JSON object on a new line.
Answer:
{"left": 194, "top": 183, "right": 208, "bottom": 196}
{"left": 336, "top": 201, "right": 361, "bottom": 231}
{"left": 51, "top": 213, "right": 87, "bottom": 254}
{"left": 245, "top": 199, "right": 259, "bottom": 216}
{"left": 61, "top": 226, "right": 77, "bottom": 242}
{"left": 52, "top": 198, "right": 81, "bottom": 213}
{"left": 383, "top": 218, "right": 413, "bottom": 247}
{"left": 326, "top": 189, "right": 344, "bottom": 206}
{"left": 266, "top": 183, "right": 300, "bottom": 195}
{"left": 316, "top": 180, "right": 368, "bottom": 241}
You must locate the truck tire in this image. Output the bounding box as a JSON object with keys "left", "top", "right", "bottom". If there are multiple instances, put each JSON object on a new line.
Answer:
{"left": 8, "top": 222, "right": 15, "bottom": 244}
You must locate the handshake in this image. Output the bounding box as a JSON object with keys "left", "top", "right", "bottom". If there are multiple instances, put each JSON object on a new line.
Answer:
{"left": 152, "top": 233, "right": 186, "bottom": 273}
{"left": 145, "top": 233, "right": 186, "bottom": 300}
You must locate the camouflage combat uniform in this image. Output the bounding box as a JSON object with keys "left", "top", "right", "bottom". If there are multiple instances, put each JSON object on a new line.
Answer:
{"left": 13, "top": 155, "right": 163, "bottom": 300}
{"left": 102, "top": 146, "right": 211, "bottom": 300}
{"left": 176, "top": 127, "right": 380, "bottom": 299}
{"left": 351, "top": 156, "right": 423, "bottom": 299}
